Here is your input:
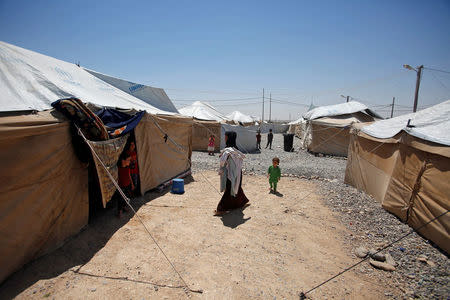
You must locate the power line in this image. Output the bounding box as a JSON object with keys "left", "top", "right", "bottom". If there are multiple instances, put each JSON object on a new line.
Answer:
{"left": 213, "top": 101, "right": 262, "bottom": 107}
{"left": 428, "top": 70, "right": 450, "bottom": 93}
{"left": 424, "top": 67, "right": 450, "bottom": 75}
{"left": 171, "top": 97, "right": 260, "bottom": 102}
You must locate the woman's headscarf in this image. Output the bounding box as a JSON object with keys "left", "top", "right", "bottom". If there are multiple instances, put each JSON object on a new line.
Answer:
{"left": 225, "top": 131, "right": 237, "bottom": 148}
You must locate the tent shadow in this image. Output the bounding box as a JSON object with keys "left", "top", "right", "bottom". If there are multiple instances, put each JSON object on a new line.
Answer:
{"left": 0, "top": 174, "right": 196, "bottom": 298}
{"left": 220, "top": 209, "right": 251, "bottom": 229}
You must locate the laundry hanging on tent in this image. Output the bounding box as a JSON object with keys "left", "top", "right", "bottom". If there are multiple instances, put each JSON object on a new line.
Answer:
{"left": 51, "top": 98, "right": 109, "bottom": 141}
{"left": 95, "top": 107, "right": 145, "bottom": 138}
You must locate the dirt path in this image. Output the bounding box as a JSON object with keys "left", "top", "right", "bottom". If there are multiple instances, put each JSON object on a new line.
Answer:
{"left": 1, "top": 172, "right": 391, "bottom": 299}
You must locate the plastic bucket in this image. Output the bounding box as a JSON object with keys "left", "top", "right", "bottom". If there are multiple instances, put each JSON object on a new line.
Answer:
{"left": 171, "top": 178, "right": 185, "bottom": 194}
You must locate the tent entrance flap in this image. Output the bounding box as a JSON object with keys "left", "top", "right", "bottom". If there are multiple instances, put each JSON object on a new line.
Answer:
{"left": 87, "top": 134, "right": 129, "bottom": 208}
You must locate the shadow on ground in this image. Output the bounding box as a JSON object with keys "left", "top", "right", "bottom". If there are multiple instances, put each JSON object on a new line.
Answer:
{"left": 220, "top": 206, "right": 251, "bottom": 229}
{"left": 0, "top": 175, "right": 196, "bottom": 299}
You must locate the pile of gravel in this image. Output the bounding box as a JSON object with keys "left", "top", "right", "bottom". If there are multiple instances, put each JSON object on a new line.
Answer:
{"left": 191, "top": 133, "right": 449, "bottom": 299}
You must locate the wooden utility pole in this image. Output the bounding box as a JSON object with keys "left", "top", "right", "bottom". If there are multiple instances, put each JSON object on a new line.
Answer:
{"left": 269, "top": 93, "right": 272, "bottom": 122}
{"left": 390, "top": 97, "right": 395, "bottom": 118}
{"left": 413, "top": 65, "right": 424, "bottom": 112}
{"left": 262, "top": 88, "right": 265, "bottom": 123}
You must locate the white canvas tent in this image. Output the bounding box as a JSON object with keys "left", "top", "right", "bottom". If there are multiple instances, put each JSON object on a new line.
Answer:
{"left": 345, "top": 100, "right": 450, "bottom": 253}
{"left": 85, "top": 69, "right": 179, "bottom": 113}
{"left": 178, "top": 101, "right": 229, "bottom": 122}
{"left": 302, "top": 101, "right": 381, "bottom": 156}
{"left": 287, "top": 117, "right": 306, "bottom": 137}
{"left": 226, "top": 111, "right": 255, "bottom": 124}
{"left": 0, "top": 41, "right": 193, "bottom": 283}
{"left": 221, "top": 123, "right": 258, "bottom": 153}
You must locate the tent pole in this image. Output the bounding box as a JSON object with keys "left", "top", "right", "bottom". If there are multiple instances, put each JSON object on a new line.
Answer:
{"left": 262, "top": 88, "right": 265, "bottom": 123}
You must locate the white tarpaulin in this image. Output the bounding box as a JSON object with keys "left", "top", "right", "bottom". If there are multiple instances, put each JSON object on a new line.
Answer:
{"left": 0, "top": 41, "right": 171, "bottom": 114}
{"left": 85, "top": 69, "right": 178, "bottom": 113}
{"left": 303, "top": 101, "right": 381, "bottom": 120}
{"left": 179, "top": 101, "right": 229, "bottom": 122}
{"left": 226, "top": 111, "right": 254, "bottom": 123}
{"left": 221, "top": 123, "right": 257, "bottom": 153}
{"left": 361, "top": 100, "right": 450, "bottom": 146}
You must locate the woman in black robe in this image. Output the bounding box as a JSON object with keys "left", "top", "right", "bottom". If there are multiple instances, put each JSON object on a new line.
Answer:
{"left": 214, "top": 131, "right": 249, "bottom": 215}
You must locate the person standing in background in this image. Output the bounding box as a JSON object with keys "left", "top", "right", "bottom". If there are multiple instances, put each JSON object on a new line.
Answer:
{"left": 266, "top": 129, "right": 273, "bottom": 149}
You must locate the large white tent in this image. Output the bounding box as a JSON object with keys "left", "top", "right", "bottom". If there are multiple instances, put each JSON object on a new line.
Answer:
{"left": 85, "top": 69, "right": 179, "bottom": 113}
{"left": 0, "top": 41, "right": 171, "bottom": 114}
{"left": 178, "top": 101, "right": 229, "bottom": 122}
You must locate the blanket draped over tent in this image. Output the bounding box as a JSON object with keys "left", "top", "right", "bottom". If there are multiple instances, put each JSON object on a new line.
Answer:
{"left": 87, "top": 134, "right": 130, "bottom": 207}
{"left": 52, "top": 98, "right": 146, "bottom": 207}
{"left": 95, "top": 108, "right": 145, "bottom": 138}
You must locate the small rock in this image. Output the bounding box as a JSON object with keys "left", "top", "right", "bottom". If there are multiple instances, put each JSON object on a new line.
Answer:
{"left": 355, "top": 246, "right": 368, "bottom": 258}
{"left": 385, "top": 253, "right": 396, "bottom": 267}
{"left": 370, "top": 252, "right": 386, "bottom": 262}
{"left": 426, "top": 260, "right": 435, "bottom": 267}
{"left": 417, "top": 256, "right": 427, "bottom": 263}
{"left": 369, "top": 259, "right": 396, "bottom": 271}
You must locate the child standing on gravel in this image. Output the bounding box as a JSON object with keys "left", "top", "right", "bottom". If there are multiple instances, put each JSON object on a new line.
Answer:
{"left": 208, "top": 135, "right": 215, "bottom": 156}
{"left": 267, "top": 157, "right": 281, "bottom": 193}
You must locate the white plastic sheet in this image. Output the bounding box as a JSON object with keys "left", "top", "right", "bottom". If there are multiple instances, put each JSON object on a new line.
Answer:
{"left": 0, "top": 41, "right": 170, "bottom": 114}
{"left": 303, "top": 101, "right": 381, "bottom": 120}
{"left": 226, "top": 111, "right": 254, "bottom": 123}
{"left": 361, "top": 100, "right": 450, "bottom": 146}
{"left": 178, "top": 101, "right": 229, "bottom": 121}
{"left": 85, "top": 69, "right": 178, "bottom": 113}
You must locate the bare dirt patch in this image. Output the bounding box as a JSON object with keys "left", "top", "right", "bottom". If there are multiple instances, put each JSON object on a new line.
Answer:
{"left": 1, "top": 172, "right": 393, "bottom": 299}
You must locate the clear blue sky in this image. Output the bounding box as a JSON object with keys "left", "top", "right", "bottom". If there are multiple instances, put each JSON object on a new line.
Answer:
{"left": 1, "top": 0, "right": 449, "bottom": 120}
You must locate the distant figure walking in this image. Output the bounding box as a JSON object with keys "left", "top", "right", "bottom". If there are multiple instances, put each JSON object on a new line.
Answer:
{"left": 256, "top": 130, "right": 261, "bottom": 149}
{"left": 214, "top": 131, "right": 249, "bottom": 216}
{"left": 266, "top": 129, "right": 273, "bottom": 149}
{"left": 208, "top": 135, "right": 215, "bottom": 156}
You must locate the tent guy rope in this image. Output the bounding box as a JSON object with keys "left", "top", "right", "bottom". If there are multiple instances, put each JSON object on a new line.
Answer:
{"left": 76, "top": 126, "right": 202, "bottom": 297}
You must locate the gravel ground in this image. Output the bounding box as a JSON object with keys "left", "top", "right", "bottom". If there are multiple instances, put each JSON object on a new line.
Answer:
{"left": 192, "top": 133, "right": 347, "bottom": 180}
{"left": 191, "top": 133, "right": 449, "bottom": 299}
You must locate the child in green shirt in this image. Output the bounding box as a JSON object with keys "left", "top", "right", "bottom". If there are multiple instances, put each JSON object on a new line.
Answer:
{"left": 267, "top": 157, "right": 281, "bottom": 193}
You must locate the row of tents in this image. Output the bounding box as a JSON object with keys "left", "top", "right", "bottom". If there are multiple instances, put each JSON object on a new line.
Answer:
{"left": 293, "top": 100, "right": 449, "bottom": 253}
{"left": 178, "top": 101, "right": 289, "bottom": 153}
{"left": 0, "top": 40, "right": 448, "bottom": 284}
